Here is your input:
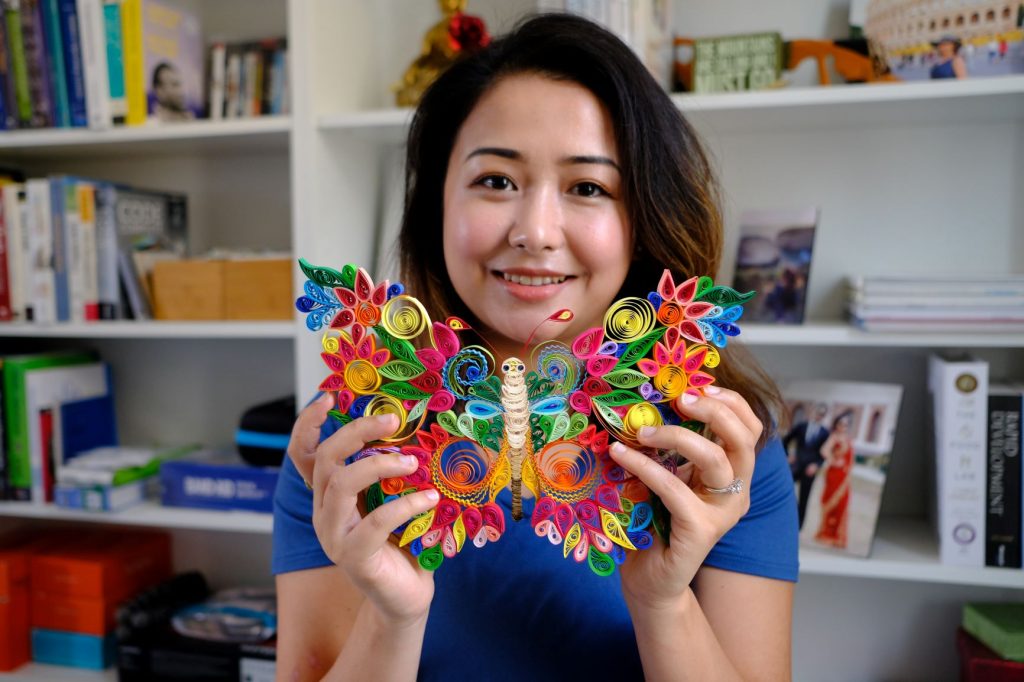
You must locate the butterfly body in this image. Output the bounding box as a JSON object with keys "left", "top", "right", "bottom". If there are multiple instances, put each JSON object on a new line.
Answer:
{"left": 295, "top": 259, "right": 753, "bottom": 577}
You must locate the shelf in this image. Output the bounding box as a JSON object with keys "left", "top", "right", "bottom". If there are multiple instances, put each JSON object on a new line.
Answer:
{"left": 0, "top": 116, "right": 291, "bottom": 159}
{"left": 800, "top": 517, "right": 1024, "bottom": 589}
{"left": 0, "top": 663, "right": 116, "bottom": 681}
{"left": 0, "top": 320, "right": 296, "bottom": 339}
{"left": 317, "top": 75, "right": 1024, "bottom": 142}
{"left": 0, "top": 500, "right": 272, "bottom": 534}
{"left": 739, "top": 322, "right": 1024, "bottom": 348}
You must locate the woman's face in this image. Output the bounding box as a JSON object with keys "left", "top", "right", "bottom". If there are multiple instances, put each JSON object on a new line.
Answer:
{"left": 443, "top": 74, "right": 632, "bottom": 357}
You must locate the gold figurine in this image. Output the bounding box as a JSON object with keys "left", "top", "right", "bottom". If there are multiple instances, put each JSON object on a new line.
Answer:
{"left": 394, "top": 0, "right": 490, "bottom": 107}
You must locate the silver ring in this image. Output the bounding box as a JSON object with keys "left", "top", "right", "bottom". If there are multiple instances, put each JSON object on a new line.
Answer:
{"left": 704, "top": 477, "right": 744, "bottom": 495}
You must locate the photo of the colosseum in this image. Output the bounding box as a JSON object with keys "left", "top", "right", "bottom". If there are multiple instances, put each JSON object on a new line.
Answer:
{"left": 857, "top": 1, "right": 1024, "bottom": 79}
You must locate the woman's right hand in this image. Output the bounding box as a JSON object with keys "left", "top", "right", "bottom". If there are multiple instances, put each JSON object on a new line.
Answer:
{"left": 287, "top": 393, "right": 439, "bottom": 626}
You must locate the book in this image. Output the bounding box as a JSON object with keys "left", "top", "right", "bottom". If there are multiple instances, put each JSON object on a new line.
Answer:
{"left": 92, "top": 182, "right": 119, "bottom": 318}
{"left": 56, "top": 0, "right": 88, "bottom": 127}
{"left": 674, "top": 31, "right": 783, "bottom": 92}
{"left": 781, "top": 379, "right": 904, "bottom": 557}
{"left": 3, "top": 0, "right": 31, "bottom": 127}
{"left": 2, "top": 184, "right": 25, "bottom": 319}
{"left": 122, "top": 0, "right": 202, "bottom": 124}
{"left": 848, "top": 275, "right": 1024, "bottom": 298}
{"left": 19, "top": 0, "right": 53, "bottom": 127}
{"left": 985, "top": 385, "right": 1022, "bottom": 569}
{"left": 956, "top": 627, "right": 1024, "bottom": 682}
{"left": 24, "top": 178, "right": 55, "bottom": 323}
{"left": 56, "top": 443, "right": 195, "bottom": 486}
{"left": 928, "top": 353, "right": 990, "bottom": 567}
{"left": 102, "top": 0, "right": 125, "bottom": 124}
{"left": 54, "top": 477, "right": 153, "bottom": 511}
{"left": 77, "top": 0, "right": 111, "bottom": 130}
{"left": 24, "top": 361, "right": 115, "bottom": 502}
{"left": 2, "top": 350, "right": 96, "bottom": 500}
{"left": 38, "top": 0, "right": 69, "bottom": 127}
{"left": 0, "top": 183, "right": 12, "bottom": 320}
{"left": 731, "top": 206, "right": 819, "bottom": 324}
{"left": 963, "top": 603, "right": 1024, "bottom": 662}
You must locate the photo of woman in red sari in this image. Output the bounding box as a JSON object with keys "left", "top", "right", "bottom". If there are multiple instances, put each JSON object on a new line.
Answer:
{"left": 815, "top": 410, "right": 855, "bottom": 548}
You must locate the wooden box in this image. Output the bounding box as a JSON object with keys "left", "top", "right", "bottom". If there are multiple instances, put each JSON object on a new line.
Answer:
{"left": 152, "top": 259, "right": 293, "bottom": 321}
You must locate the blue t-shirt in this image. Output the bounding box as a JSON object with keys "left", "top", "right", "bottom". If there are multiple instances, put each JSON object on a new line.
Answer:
{"left": 273, "top": 422, "right": 799, "bottom": 680}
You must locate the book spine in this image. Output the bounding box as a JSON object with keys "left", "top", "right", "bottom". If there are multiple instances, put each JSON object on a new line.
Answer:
{"left": 0, "top": 14, "right": 11, "bottom": 129}
{"left": 101, "top": 0, "right": 123, "bottom": 123}
{"left": 985, "top": 390, "right": 1022, "bottom": 568}
{"left": 0, "top": 188, "right": 12, "bottom": 320}
{"left": 38, "top": 0, "right": 69, "bottom": 127}
{"left": 928, "top": 354, "right": 990, "bottom": 567}
{"left": 207, "top": 40, "right": 224, "bottom": 120}
{"left": 20, "top": 0, "right": 53, "bottom": 127}
{"left": 2, "top": 184, "right": 24, "bottom": 320}
{"left": 77, "top": 0, "right": 109, "bottom": 129}
{"left": 48, "top": 175, "right": 69, "bottom": 322}
{"left": 77, "top": 182, "right": 98, "bottom": 319}
{"left": 93, "top": 182, "right": 118, "bottom": 318}
{"left": 224, "top": 45, "right": 240, "bottom": 118}
{"left": 25, "top": 178, "right": 55, "bottom": 323}
{"left": 118, "top": 0, "right": 143, "bottom": 125}
{"left": 3, "top": 360, "right": 31, "bottom": 499}
{"left": 55, "top": 0, "right": 86, "bottom": 127}
{"left": 4, "top": 1, "right": 33, "bottom": 126}
{"left": 63, "top": 177, "right": 84, "bottom": 321}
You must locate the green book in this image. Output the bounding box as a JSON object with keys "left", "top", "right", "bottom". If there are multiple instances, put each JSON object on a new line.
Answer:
{"left": 2, "top": 349, "right": 97, "bottom": 500}
{"left": 3, "top": 2, "right": 31, "bottom": 125}
{"left": 963, "top": 603, "right": 1024, "bottom": 662}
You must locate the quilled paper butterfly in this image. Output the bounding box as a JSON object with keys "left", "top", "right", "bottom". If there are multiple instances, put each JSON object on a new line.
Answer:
{"left": 295, "top": 259, "right": 754, "bottom": 576}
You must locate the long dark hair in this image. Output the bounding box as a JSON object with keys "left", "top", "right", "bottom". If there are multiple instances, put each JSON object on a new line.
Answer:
{"left": 398, "top": 13, "right": 783, "bottom": 441}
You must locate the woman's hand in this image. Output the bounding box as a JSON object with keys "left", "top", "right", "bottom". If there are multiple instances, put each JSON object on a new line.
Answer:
{"left": 287, "top": 394, "right": 439, "bottom": 626}
{"left": 609, "top": 386, "right": 762, "bottom": 612}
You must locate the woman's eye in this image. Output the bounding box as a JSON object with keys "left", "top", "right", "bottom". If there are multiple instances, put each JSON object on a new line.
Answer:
{"left": 571, "top": 181, "right": 609, "bottom": 198}
{"left": 476, "top": 175, "right": 516, "bottom": 191}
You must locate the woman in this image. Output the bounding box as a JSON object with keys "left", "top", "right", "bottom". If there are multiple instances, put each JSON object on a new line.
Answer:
{"left": 274, "top": 14, "right": 798, "bottom": 681}
{"left": 815, "top": 410, "right": 855, "bottom": 548}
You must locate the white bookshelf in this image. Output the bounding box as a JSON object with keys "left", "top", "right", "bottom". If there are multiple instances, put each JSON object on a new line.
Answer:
{"left": 1, "top": 0, "right": 1022, "bottom": 680}
{"left": 0, "top": 501, "right": 272, "bottom": 534}
{"left": 0, "top": 664, "right": 116, "bottom": 681}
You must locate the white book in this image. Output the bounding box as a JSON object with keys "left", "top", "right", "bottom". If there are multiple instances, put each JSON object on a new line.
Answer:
{"left": 25, "top": 179, "right": 55, "bottom": 324}
{"left": 63, "top": 181, "right": 85, "bottom": 322}
{"left": 208, "top": 41, "right": 226, "bottom": 121}
{"left": 928, "top": 353, "right": 989, "bottom": 567}
{"left": 24, "top": 362, "right": 111, "bottom": 504}
{"left": 93, "top": 183, "right": 120, "bottom": 319}
{"left": 79, "top": 184, "right": 100, "bottom": 320}
{"left": 225, "top": 50, "right": 242, "bottom": 119}
{"left": 2, "top": 184, "right": 25, "bottom": 320}
{"left": 78, "top": 0, "right": 113, "bottom": 130}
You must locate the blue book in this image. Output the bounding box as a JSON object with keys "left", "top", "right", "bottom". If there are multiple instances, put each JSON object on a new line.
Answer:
{"left": 160, "top": 453, "right": 279, "bottom": 513}
{"left": 60, "top": 391, "right": 118, "bottom": 464}
{"left": 102, "top": 0, "right": 125, "bottom": 124}
{"left": 38, "top": 0, "right": 70, "bottom": 127}
{"left": 55, "top": 0, "right": 86, "bottom": 127}
{"left": 48, "top": 175, "right": 70, "bottom": 322}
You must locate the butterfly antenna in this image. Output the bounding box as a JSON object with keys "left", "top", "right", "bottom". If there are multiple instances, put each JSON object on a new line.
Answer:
{"left": 521, "top": 309, "right": 574, "bottom": 358}
{"left": 445, "top": 316, "right": 501, "bottom": 359}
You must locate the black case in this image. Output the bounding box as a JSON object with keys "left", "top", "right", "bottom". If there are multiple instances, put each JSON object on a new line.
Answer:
{"left": 235, "top": 396, "right": 296, "bottom": 467}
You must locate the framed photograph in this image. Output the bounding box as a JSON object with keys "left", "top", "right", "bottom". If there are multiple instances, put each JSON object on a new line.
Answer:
{"left": 781, "top": 380, "right": 904, "bottom": 558}
{"left": 731, "top": 207, "right": 818, "bottom": 324}
{"left": 853, "top": 0, "right": 1024, "bottom": 81}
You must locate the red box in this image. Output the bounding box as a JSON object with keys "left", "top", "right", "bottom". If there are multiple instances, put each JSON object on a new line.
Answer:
{"left": 30, "top": 530, "right": 171, "bottom": 603}
{"left": 30, "top": 591, "right": 116, "bottom": 636}
{"left": 957, "top": 627, "right": 1024, "bottom": 682}
{"left": 0, "top": 544, "right": 30, "bottom": 671}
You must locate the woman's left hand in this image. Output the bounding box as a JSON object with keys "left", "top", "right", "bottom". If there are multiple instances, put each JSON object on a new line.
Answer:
{"left": 610, "top": 386, "right": 763, "bottom": 611}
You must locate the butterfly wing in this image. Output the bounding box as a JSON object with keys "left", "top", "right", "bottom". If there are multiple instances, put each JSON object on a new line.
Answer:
{"left": 525, "top": 270, "right": 754, "bottom": 575}
{"left": 296, "top": 262, "right": 509, "bottom": 572}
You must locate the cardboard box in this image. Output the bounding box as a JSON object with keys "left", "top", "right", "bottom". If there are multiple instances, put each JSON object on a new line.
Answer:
{"left": 958, "top": 627, "right": 1024, "bottom": 682}
{"left": 0, "top": 546, "right": 31, "bottom": 671}
{"left": 161, "top": 452, "right": 279, "bottom": 513}
{"left": 152, "top": 259, "right": 293, "bottom": 321}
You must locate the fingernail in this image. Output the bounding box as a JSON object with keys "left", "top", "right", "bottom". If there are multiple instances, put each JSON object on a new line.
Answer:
{"left": 375, "top": 413, "right": 397, "bottom": 426}
{"left": 704, "top": 386, "right": 721, "bottom": 395}
{"left": 400, "top": 455, "right": 416, "bottom": 466}
{"left": 319, "top": 392, "right": 334, "bottom": 404}
{"left": 638, "top": 426, "right": 656, "bottom": 438}
{"left": 610, "top": 442, "right": 626, "bottom": 455}
{"left": 681, "top": 392, "right": 698, "bottom": 405}
{"left": 425, "top": 489, "right": 440, "bottom": 501}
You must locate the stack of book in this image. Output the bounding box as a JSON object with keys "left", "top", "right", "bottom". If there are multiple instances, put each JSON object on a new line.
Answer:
{"left": 0, "top": 172, "right": 187, "bottom": 323}
{"left": 847, "top": 275, "right": 1024, "bottom": 333}
{"left": 958, "top": 603, "right": 1024, "bottom": 681}
{"left": 928, "top": 353, "right": 1023, "bottom": 570}
{"left": 0, "top": 0, "right": 288, "bottom": 130}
